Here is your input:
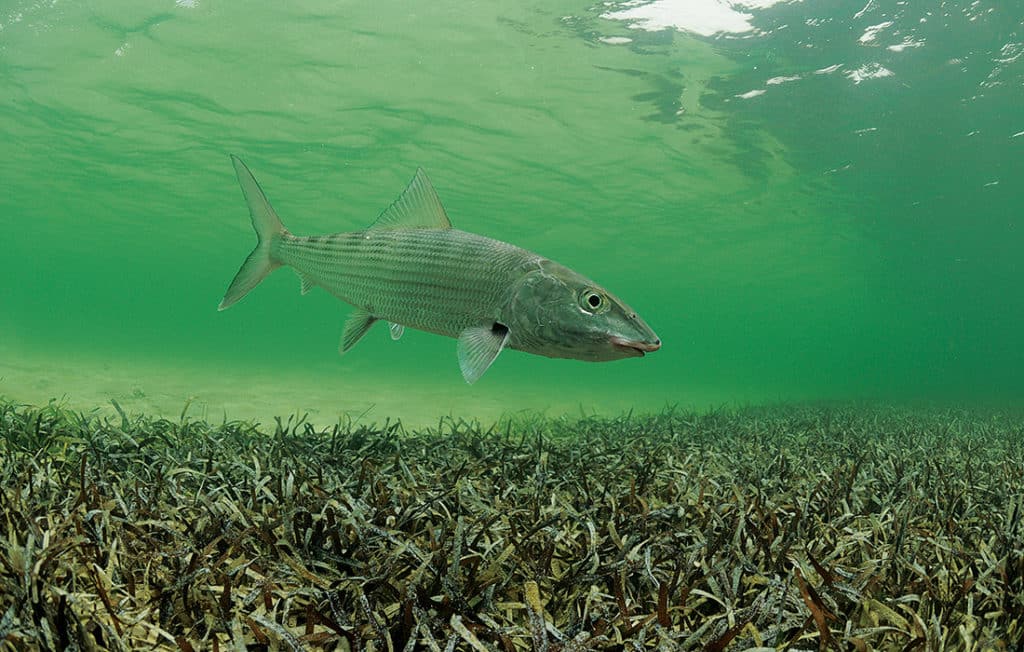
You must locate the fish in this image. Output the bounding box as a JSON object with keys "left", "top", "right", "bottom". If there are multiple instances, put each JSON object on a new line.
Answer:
{"left": 219, "top": 156, "right": 661, "bottom": 383}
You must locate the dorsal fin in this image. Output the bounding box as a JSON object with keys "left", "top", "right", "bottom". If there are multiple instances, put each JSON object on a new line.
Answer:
{"left": 370, "top": 168, "right": 452, "bottom": 230}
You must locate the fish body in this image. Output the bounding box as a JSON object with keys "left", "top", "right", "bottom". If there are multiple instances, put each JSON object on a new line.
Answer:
{"left": 220, "top": 156, "right": 660, "bottom": 383}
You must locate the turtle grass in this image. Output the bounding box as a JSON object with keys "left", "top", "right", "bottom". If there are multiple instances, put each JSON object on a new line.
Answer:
{"left": 1, "top": 398, "right": 1022, "bottom": 650}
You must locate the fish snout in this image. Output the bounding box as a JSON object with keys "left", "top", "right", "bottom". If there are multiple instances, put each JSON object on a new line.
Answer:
{"left": 610, "top": 335, "right": 662, "bottom": 357}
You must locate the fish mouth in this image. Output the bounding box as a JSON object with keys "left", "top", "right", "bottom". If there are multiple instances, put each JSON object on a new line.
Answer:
{"left": 610, "top": 336, "right": 662, "bottom": 357}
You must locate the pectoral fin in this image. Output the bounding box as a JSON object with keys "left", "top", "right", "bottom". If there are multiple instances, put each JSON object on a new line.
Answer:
{"left": 339, "top": 308, "right": 378, "bottom": 355}
{"left": 456, "top": 323, "right": 510, "bottom": 384}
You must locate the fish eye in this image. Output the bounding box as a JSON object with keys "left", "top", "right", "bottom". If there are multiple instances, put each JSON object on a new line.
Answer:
{"left": 579, "top": 289, "right": 609, "bottom": 314}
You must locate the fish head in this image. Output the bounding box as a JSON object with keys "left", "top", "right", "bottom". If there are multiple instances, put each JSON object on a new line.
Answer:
{"left": 505, "top": 261, "right": 661, "bottom": 361}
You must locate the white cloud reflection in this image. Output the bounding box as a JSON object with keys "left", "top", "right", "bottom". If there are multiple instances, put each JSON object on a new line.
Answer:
{"left": 601, "top": 0, "right": 796, "bottom": 37}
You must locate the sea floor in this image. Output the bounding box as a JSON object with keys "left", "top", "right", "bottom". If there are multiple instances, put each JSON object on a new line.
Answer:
{"left": 0, "top": 399, "right": 1021, "bottom": 650}
{"left": 0, "top": 345, "right": 733, "bottom": 429}
{"left": 0, "top": 346, "right": 476, "bottom": 428}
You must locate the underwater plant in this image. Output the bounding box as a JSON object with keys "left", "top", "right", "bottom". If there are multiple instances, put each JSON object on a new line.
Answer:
{"left": 0, "top": 399, "right": 1021, "bottom": 649}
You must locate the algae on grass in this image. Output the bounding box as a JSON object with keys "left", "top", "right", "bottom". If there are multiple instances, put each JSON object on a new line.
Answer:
{"left": 0, "top": 398, "right": 1022, "bottom": 650}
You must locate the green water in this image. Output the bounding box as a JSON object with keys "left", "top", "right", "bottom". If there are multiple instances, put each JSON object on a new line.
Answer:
{"left": 2, "top": 1, "right": 1022, "bottom": 425}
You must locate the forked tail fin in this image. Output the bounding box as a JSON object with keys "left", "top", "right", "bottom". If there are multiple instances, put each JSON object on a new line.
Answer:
{"left": 218, "top": 155, "right": 289, "bottom": 310}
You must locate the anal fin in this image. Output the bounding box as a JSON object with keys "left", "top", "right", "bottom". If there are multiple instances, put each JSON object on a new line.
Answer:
{"left": 389, "top": 323, "right": 405, "bottom": 340}
{"left": 295, "top": 270, "right": 315, "bottom": 295}
{"left": 339, "top": 308, "right": 378, "bottom": 355}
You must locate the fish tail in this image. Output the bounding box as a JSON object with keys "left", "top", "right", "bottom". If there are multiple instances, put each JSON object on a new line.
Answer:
{"left": 218, "top": 155, "right": 290, "bottom": 310}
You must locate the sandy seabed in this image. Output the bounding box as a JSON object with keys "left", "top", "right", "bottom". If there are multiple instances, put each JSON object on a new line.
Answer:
{"left": 0, "top": 345, "right": 701, "bottom": 429}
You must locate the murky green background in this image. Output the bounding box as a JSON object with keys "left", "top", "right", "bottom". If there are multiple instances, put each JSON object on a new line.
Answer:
{"left": 2, "top": 1, "right": 1021, "bottom": 424}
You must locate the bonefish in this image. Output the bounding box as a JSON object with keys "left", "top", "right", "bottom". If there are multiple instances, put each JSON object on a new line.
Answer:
{"left": 220, "top": 156, "right": 661, "bottom": 383}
